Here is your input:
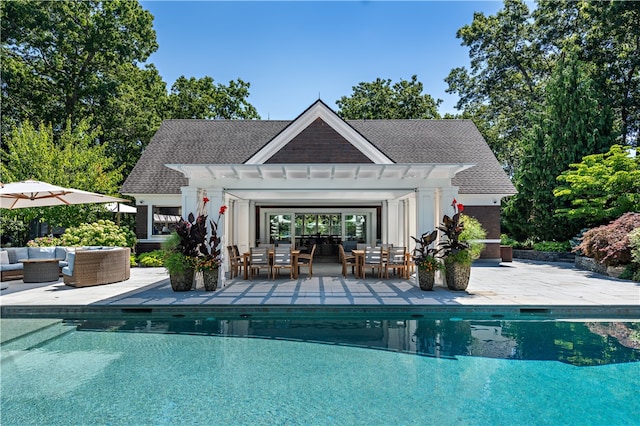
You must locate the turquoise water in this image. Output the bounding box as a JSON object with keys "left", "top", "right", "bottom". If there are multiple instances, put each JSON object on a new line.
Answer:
{"left": 1, "top": 317, "right": 639, "bottom": 425}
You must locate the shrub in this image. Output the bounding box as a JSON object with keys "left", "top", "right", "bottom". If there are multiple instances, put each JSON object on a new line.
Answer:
{"left": 59, "top": 220, "right": 136, "bottom": 248}
{"left": 500, "top": 234, "right": 517, "bottom": 246}
{"left": 575, "top": 212, "right": 640, "bottom": 266}
{"left": 629, "top": 228, "right": 640, "bottom": 265}
{"left": 137, "top": 250, "right": 165, "bottom": 267}
{"left": 459, "top": 214, "right": 486, "bottom": 261}
{"left": 27, "top": 236, "right": 62, "bottom": 247}
{"left": 533, "top": 241, "right": 571, "bottom": 252}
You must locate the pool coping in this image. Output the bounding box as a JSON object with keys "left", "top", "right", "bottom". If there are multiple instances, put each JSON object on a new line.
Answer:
{"left": 3, "top": 304, "right": 639, "bottom": 321}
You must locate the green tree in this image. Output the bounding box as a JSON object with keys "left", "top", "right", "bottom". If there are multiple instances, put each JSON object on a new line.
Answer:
{"left": 166, "top": 76, "right": 260, "bottom": 120}
{"left": 534, "top": 0, "right": 640, "bottom": 147}
{"left": 1, "top": 0, "right": 158, "bottom": 133}
{"left": 504, "top": 51, "right": 616, "bottom": 241}
{"left": 336, "top": 75, "right": 441, "bottom": 119}
{"left": 445, "top": 0, "right": 549, "bottom": 176}
{"left": 0, "top": 119, "right": 123, "bottom": 232}
{"left": 554, "top": 145, "right": 640, "bottom": 227}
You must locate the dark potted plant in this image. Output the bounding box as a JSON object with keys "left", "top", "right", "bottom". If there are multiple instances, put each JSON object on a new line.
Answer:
{"left": 438, "top": 199, "right": 485, "bottom": 291}
{"left": 163, "top": 213, "right": 206, "bottom": 291}
{"left": 411, "top": 230, "right": 442, "bottom": 291}
{"left": 196, "top": 204, "right": 227, "bottom": 291}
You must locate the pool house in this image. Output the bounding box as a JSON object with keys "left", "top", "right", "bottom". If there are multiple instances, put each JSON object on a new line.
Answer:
{"left": 121, "top": 100, "right": 515, "bottom": 265}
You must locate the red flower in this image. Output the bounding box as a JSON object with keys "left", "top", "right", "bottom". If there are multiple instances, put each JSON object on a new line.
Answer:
{"left": 457, "top": 203, "right": 464, "bottom": 213}
{"left": 219, "top": 205, "right": 227, "bottom": 215}
{"left": 452, "top": 198, "right": 457, "bottom": 206}
{"left": 203, "top": 197, "right": 210, "bottom": 205}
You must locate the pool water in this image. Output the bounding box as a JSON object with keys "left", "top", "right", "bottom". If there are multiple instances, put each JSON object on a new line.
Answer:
{"left": 2, "top": 317, "right": 639, "bottom": 425}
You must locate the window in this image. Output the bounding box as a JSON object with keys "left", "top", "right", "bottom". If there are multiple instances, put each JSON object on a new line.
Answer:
{"left": 152, "top": 206, "right": 181, "bottom": 235}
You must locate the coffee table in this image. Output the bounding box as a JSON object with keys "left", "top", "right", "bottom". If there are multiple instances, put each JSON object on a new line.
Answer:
{"left": 19, "top": 258, "right": 61, "bottom": 283}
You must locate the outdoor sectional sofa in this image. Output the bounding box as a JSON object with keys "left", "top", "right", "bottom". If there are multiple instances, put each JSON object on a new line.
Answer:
{"left": 62, "top": 247, "right": 130, "bottom": 287}
{"left": 0, "top": 246, "right": 69, "bottom": 281}
{"left": 0, "top": 246, "right": 130, "bottom": 287}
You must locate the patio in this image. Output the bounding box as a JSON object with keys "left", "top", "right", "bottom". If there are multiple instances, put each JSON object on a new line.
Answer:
{"left": 1, "top": 260, "right": 638, "bottom": 320}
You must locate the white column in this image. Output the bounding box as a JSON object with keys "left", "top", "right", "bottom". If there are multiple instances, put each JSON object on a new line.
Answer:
{"left": 386, "top": 199, "right": 400, "bottom": 246}
{"left": 415, "top": 188, "right": 436, "bottom": 236}
{"left": 181, "top": 187, "right": 198, "bottom": 219}
{"left": 235, "top": 199, "right": 251, "bottom": 254}
{"left": 439, "top": 186, "right": 459, "bottom": 220}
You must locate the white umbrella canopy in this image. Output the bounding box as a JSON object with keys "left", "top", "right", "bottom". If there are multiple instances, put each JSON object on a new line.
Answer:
{"left": 105, "top": 202, "right": 137, "bottom": 214}
{"left": 0, "top": 180, "right": 127, "bottom": 209}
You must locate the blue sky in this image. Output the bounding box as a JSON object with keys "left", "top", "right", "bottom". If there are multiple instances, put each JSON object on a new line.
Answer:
{"left": 140, "top": 1, "right": 505, "bottom": 119}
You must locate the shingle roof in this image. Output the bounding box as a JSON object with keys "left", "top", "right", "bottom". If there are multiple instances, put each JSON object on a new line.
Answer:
{"left": 121, "top": 118, "right": 515, "bottom": 195}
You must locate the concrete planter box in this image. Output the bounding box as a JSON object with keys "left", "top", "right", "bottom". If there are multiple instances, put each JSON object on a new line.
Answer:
{"left": 512, "top": 249, "right": 575, "bottom": 263}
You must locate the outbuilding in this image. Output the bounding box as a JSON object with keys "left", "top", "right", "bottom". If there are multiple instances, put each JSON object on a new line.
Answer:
{"left": 122, "top": 100, "right": 515, "bottom": 264}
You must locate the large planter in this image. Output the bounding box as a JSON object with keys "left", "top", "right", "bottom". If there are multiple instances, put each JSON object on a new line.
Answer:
{"left": 202, "top": 269, "right": 219, "bottom": 291}
{"left": 444, "top": 260, "right": 471, "bottom": 291}
{"left": 169, "top": 268, "right": 195, "bottom": 292}
{"left": 417, "top": 268, "right": 436, "bottom": 291}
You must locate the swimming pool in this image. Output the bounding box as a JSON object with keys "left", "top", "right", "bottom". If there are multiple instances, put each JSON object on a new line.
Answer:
{"left": 2, "top": 315, "right": 639, "bottom": 425}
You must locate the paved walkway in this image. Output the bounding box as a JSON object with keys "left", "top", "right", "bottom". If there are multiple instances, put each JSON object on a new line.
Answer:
{"left": 1, "top": 260, "right": 638, "bottom": 318}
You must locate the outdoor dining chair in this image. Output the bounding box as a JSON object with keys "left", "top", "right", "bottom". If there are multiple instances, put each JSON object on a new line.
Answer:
{"left": 384, "top": 246, "right": 409, "bottom": 279}
{"left": 272, "top": 246, "right": 294, "bottom": 279}
{"left": 297, "top": 244, "right": 316, "bottom": 278}
{"left": 339, "top": 244, "right": 356, "bottom": 278}
{"left": 226, "top": 245, "right": 243, "bottom": 279}
{"left": 362, "top": 246, "right": 383, "bottom": 279}
{"left": 249, "top": 246, "right": 271, "bottom": 279}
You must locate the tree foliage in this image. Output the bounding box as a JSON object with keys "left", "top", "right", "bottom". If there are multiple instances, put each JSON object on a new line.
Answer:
{"left": 448, "top": 0, "right": 639, "bottom": 182}
{"left": 504, "top": 50, "right": 616, "bottom": 241}
{"left": 554, "top": 145, "right": 640, "bottom": 227}
{"left": 336, "top": 75, "right": 442, "bottom": 119}
{"left": 0, "top": 119, "right": 123, "bottom": 230}
{"left": 1, "top": 0, "right": 261, "bottom": 178}
{"left": 167, "top": 76, "right": 260, "bottom": 120}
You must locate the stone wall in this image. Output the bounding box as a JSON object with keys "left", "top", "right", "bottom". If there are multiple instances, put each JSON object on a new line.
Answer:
{"left": 574, "top": 255, "right": 627, "bottom": 278}
{"left": 513, "top": 249, "right": 575, "bottom": 263}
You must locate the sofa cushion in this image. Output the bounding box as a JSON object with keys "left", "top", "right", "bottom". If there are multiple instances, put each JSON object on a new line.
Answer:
{"left": 0, "top": 251, "right": 8, "bottom": 265}
{"left": 6, "top": 247, "right": 28, "bottom": 264}
{"left": 62, "top": 252, "right": 75, "bottom": 276}
{"left": 0, "top": 263, "right": 23, "bottom": 272}
{"left": 55, "top": 247, "right": 68, "bottom": 260}
{"left": 28, "top": 247, "right": 57, "bottom": 259}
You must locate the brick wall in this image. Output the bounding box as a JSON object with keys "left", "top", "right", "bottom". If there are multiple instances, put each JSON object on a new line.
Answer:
{"left": 461, "top": 205, "right": 501, "bottom": 259}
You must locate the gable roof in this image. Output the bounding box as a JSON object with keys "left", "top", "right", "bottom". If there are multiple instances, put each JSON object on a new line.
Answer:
{"left": 122, "top": 103, "right": 515, "bottom": 196}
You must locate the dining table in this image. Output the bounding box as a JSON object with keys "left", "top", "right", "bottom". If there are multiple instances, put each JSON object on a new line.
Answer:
{"left": 242, "top": 249, "right": 300, "bottom": 280}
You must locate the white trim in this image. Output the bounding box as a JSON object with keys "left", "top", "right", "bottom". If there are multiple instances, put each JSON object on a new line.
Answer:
{"left": 245, "top": 101, "right": 394, "bottom": 164}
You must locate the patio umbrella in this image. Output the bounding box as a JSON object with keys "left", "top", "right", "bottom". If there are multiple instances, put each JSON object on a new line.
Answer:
{"left": 105, "top": 202, "right": 137, "bottom": 214}
{"left": 0, "top": 180, "right": 127, "bottom": 209}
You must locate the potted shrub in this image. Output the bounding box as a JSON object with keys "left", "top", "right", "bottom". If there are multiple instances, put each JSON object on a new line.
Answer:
{"left": 411, "top": 230, "right": 442, "bottom": 291}
{"left": 195, "top": 204, "right": 227, "bottom": 291}
{"left": 164, "top": 203, "right": 227, "bottom": 291}
{"left": 163, "top": 222, "right": 199, "bottom": 292}
{"left": 438, "top": 199, "right": 486, "bottom": 291}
